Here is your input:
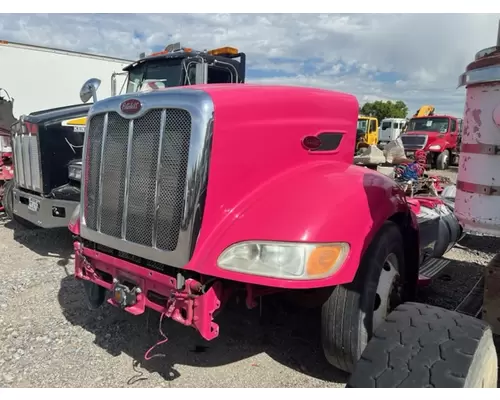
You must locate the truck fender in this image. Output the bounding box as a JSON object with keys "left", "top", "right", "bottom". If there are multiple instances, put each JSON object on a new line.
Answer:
{"left": 192, "top": 162, "right": 418, "bottom": 290}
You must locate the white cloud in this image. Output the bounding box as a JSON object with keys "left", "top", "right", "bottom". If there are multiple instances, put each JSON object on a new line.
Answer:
{"left": 1, "top": 13, "right": 499, "bottom": 116}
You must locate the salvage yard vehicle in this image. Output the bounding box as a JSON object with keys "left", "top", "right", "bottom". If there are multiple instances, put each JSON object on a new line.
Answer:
{"left": 400, "top": 108, "right": 463, "bottom": 170}
{"left": 348, "top": 22, "right": 500, "bottom": 388}
{"left": 377, "top": 117, "right": 407, "bottom": 148}
{"left": 356, "top": 115, "right": 378, "bottom": 150}
{"left": 7, "top": 43, "right": 245, "bottom": 228}
{"left": 69, "top": 83, "right": 463, "bottom": 375}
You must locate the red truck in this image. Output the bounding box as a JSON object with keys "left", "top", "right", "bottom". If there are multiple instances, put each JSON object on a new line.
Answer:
{"left": 400, "top": 113, "right": 463, "bottom": 170}
{"left": 68, "top": 84, "right": 463, "bottom": 375}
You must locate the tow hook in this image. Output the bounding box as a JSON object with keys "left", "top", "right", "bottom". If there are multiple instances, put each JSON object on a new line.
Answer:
{"left": 112, "top": 278, "right": 141, "bottom": 309}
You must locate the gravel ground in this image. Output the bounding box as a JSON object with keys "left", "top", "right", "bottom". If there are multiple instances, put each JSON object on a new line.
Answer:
{"left": 0, "top": 167, "right": 497, "bottom": 388}
{"left": 0, "top": 216, "right": 346, "bottom": 388}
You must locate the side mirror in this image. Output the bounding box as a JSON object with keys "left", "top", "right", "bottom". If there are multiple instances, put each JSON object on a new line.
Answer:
{"left": 195, "top": 63, "right": 208, "bottom": 84}
{"left": 80, "top": 78, "right": 101, "bottom": 104}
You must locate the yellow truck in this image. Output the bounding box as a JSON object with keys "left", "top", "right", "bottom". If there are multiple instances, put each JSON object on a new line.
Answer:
{"left": 356, "top": 115, "right": 379, "bottom": 150}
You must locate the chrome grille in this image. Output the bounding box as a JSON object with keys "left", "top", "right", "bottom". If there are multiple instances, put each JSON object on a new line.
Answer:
{"left": 13, "top": 132, "right": 42, "bottom": 192}
{"left": 400, "top": 134, "right": 428, "bottom": 150}
{"left": 125, "top": 110, "right": 162, "bottom": 247}
{"left": 85, "top": 108, "right": 192, "bottom": 252}
{"left": 99, "top": 112, "right": 129, "bottom": 238}
{"left": 84, "top": 114, "right": 105, "bottom": 230}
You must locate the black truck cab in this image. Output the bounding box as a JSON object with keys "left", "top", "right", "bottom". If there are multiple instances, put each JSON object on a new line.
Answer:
{"left": 8, "top": 44, "right": 245, "bottom": 229}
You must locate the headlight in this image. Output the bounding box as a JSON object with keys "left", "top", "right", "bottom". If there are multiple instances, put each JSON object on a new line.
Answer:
{"left": 429, "top": 145, "right": 441, "bottom": 151}
{"left": 217, "top": 241, "right": 349, "bottom": 280}
{"left": 68, "top": 163, "right": 82, "bottom": 181}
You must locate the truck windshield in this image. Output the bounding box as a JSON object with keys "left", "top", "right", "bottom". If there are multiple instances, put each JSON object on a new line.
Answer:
{"left": 126, "top": 58, "right": 183, "bottom": 93}
{"left": 357, "top": 119, "right": 368, "bottom": 133}
{"left": 408, "top": 117, "right": 449, "bottom": 133}
{"left": 381, "top": 121, "right": 391, "bottom": 130}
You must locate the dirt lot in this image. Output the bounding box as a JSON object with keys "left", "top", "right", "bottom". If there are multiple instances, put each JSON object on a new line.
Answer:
{"left": 0, "top": 168, "right": 498, "bottom": 388}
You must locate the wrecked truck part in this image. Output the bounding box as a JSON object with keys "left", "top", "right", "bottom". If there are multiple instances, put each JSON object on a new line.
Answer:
{"left": 10, "top": 104, "right": 90, "bottom": 228}
{"left": 408, "top": 196, "right": 463, "bottom": 260}
{"left": 72, "top": 84, "right": 455, "bottom": 371}
{"left": 74, "top": 242, "right": 223, "bottom": 340}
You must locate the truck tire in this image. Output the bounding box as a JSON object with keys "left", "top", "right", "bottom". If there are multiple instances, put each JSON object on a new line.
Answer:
{"left": 2, "top": 179, "right": 39, "bottom": 229}
{"left": 347, "top": 302, "right": 498, "bottom": 388}
{"left": 321, "top": 221, "right": 405, "bottom": 373}
{"left": 436, "top": 150, "right": 449, "bottom": 170}
{"left": 3, "top": 179, "right": 14, "bottom": 219}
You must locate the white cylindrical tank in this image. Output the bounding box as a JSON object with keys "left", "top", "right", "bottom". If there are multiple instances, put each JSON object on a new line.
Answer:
{"left": 456, "top": 22, "right": 500, "bottom": 237}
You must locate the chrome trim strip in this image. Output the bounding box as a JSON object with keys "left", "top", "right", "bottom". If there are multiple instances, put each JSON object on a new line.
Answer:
{"left": 96, "top": 113, "right": 109, "bottom": 232}
{"left": 27, "top": 132, "right": 32, "bottom": 190}
{"left": 22, "top": 134, "right": 32, "bottom": 189}
{"left": 458, "top": 65, "right": 500, "bottom": 88}
{"left": 81, "top": 88, "right": 215, "bottom": 268}
{"left": 80, "top": 114, "right": 91, "bottom": 228}
{"left": 121, "top": 119, "right": 134, "bottom": 239}
{"left": 35, "top": 129, "right": 44, "bottom": 192}
{"left": 11, "top": 120, "right": 44, "bottom": 193}
{"left": 152, "top": 109, "right": 167, "bottom": 248}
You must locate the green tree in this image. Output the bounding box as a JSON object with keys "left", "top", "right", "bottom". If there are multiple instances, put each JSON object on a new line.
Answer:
{"left": 359, "top": 100, "right": 409, "bottom": 123}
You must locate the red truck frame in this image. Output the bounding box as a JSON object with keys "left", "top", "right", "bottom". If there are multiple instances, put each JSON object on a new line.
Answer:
{"left": 69, "top": 84, "right": 461, "bottom": 374}
{"left": 401, "top": 114, "right": 462, "bottom": 170}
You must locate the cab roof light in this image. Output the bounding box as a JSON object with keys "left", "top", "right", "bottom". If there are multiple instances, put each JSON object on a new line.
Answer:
{"left": 149, "top": 46, "right": 194, "bottom": 58}
{"left": 150, "top": 50, "right": 169, "bottom": 57}
{"left": 207, "top": 46, "right": 239, "bottom": 56}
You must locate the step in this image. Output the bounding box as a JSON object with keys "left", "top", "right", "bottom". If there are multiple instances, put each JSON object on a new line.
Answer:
{"left": 418, "top": 257, "right": 450, "bottom": 284}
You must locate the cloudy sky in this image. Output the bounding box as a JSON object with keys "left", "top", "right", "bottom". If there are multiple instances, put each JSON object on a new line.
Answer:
{"left": 1, "top": 13, "right": 499, "bottom": 116}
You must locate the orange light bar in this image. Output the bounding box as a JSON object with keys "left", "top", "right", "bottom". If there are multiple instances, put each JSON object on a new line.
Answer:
{"left": 149, "top": 47, "right": 193, "bottom": 57}
{"left": 208, "top": 46, "right": 238, "bottom": 56}
{"left": 150, "top": 50, "right": 168, "bottom": 57}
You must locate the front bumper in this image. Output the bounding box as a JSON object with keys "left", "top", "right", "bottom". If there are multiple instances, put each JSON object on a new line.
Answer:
{"left": 74, "top": 242, "right": 223, "bottom": 341}
{"left": 12, "top": 188, "right": 78, "bottom": 228}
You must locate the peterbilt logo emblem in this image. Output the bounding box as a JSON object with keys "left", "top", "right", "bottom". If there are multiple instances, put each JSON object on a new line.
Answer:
{"left": 120, "top": 99, "right": 142, "bottom": 114}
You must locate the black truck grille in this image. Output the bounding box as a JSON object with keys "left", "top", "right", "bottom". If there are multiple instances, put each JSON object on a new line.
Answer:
{"left": 400, "top": 134, "right": 428, "bottom": 150}
{"left": 84, "top": 108, "right": 192, "bottom": 252}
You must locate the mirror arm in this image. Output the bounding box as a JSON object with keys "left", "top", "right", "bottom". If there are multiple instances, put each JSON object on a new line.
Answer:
{"left": 91, "top": 86, "right": 98, "bottom": 103}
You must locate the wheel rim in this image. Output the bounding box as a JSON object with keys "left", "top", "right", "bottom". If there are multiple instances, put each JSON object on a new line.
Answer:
{"left": 373, "top": 253, "right": 400, "bottom": 330}
{"left": 440, "top": 151, "right": 449, "bottom": 169}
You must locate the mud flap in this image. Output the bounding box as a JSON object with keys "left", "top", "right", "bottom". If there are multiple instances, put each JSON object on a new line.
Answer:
{"left": 81, "top": 280, "right": 107, "bottom": 310}
{"left": 418, "top": 258, "right": 450, "bottom": 285}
